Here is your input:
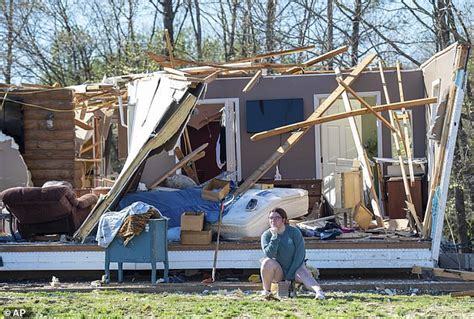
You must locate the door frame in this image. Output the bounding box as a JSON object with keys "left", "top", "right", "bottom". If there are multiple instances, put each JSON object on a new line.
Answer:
{"left": 196, "top": 98, "right": 242, "bottom": 182}
{"left": 313, "top": 91, "right": 382, "bottom": 179}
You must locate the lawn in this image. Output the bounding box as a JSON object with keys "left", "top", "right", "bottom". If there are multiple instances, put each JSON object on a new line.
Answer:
{"left": 0, "top": 290, "right": 472, "bottom": 318}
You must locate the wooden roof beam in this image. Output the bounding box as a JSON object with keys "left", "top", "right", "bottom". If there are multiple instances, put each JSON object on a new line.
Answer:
{"left": 285, "top": 46, "right": 348, "bottom": 74}
{"left": 250, "top": 97, "right": 436, "bottom": 141}
{"left": 335, "top": 77, "right": 400, "bottom": 133}
{"left": 229, "top": 45, "right": 315, "bottom": 63}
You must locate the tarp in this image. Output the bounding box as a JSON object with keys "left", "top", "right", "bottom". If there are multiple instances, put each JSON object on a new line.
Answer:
{"left": 119, "top": 188, "right": 221, "bottom": 228}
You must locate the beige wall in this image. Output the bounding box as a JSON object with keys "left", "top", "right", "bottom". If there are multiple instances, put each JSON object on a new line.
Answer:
{"left": 421, "top": 44, "right": 458, "bottom": 112}
{"left": 204, "top": 70, "right": 425, "bottom": 181}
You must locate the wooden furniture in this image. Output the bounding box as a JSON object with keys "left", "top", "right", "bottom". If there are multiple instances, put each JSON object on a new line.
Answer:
{"left": 386, "top": 177, "right": 423, "bottom": 219}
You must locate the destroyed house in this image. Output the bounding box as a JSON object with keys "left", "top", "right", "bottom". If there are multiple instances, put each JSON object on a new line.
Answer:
{"left": 0, "top": 43, "right": 469, "bottom": 273}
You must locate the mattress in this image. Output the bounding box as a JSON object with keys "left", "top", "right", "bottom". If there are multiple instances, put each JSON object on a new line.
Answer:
{"left": 213, "top": 188, "right": 308, "bottom": 240}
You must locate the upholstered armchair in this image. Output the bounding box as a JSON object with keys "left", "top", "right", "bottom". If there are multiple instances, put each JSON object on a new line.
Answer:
{"left": 0, "top": 185, "right": 98, "bottom": 240}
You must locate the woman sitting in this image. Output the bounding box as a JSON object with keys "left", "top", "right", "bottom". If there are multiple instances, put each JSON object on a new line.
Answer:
{"left": 260, "top": 208, "right": 325, "bottom": 300}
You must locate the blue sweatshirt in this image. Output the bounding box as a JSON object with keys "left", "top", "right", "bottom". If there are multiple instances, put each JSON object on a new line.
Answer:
{"left": 260, "top": 225, "right": 305, "bottom": 281}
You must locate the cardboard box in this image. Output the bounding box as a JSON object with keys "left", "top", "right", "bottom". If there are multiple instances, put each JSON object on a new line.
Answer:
{"left": 353, "top": 203, "right": 373, "bottom": 230}
{"left": 180, "top": 230, "right": 212, "bottom": 245}
{"left": 180, "top": 212, "right": 204, "bottom": 231}
{"left": 201, "top": 179, "right": 230, "bottom": 202}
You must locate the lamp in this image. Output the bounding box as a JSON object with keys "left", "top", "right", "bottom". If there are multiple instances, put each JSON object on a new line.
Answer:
{"left": 46, "top": 112, "right": 54, "bottom": 130}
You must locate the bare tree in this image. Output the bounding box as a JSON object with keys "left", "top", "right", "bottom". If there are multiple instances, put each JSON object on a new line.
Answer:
{"left": 1, "top": 0, "right": 15, "bottom": 83}
{"left": 218, "top": 0, "right": 239, "bottom": 60}
{"left": 148, "top": 0, "right": 184, "bottom": 52}
{"left": 0, "top": 0, "right": 33, "bottom": 83}
{"left": 349, "top": 0, "right": 361, "bottom": 66}
{"left": 240, "top": 0, "right": 257, "bottom": 57}
{"left": 188, "top": 0, "right": 202, "bottom": 59}
{"left": 265, "top": 0, "right": 276, "bottom": 53}
{"left": 335, "top": 0, "right": 421, "bottom": 66}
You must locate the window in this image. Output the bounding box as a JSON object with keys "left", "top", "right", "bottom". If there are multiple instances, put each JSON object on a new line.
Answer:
{"left": 246, "top": 98, "right": 304, "bottom": 133}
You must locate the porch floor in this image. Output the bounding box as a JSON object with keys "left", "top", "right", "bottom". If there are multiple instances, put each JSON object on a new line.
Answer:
{"left": 0, "top": 236, "right": 431, "bottom": 253}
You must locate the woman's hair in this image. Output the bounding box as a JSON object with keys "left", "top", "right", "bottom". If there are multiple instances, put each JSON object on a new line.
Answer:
{"left": 271, "top": 208, "right": 289, "bottom": 225}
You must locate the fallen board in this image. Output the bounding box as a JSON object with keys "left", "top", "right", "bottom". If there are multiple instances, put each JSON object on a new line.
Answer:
{"left": 147, "top": 143, "right": 208, "bottom": 189}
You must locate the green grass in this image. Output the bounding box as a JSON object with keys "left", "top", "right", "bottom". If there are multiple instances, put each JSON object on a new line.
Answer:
{"left": 0, "top": 290, "right": 472, "bottom": 318}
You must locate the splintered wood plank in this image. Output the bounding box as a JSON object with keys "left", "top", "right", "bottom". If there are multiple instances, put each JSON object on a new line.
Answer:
{"left": 285, "top": 46, "right": 349, "bottom": 74}
{"left": 203, "top": 70, "right": 220, "bottom": 84}
{"left": 149, "top": 52, "right": 304, "bottom": 72}
{"left": 250, "top": 97, "right": 436, "bottom": 141}
{"left": 335, "top": 67, "right": 383, "bottom": 226}
{"left": 335, "top": 78, "right": 399, "bottom": 133}
{"left": 74, "top": 118, "right": 94, "bottom": 130}
{"left": 396, "top": 62, "right": 415, "bottom": 185}
{"left": 147, "top": 143, "right": 208, "bottom": 189}
{"left": 378, "top": 60, "right": 422, "bottom": 233}
{"left": 164, "top": 67, "right": 190, "bottom": 77}
{"left": 147, "top": 52, "right": 191, "bottom": 68}
{"left": 235, "top": 54, "right": 376, "bottom": 196}
{"left": 229, "top": 45, "right": 315, "bottom": 63}
{"left": 183, "top": 128, "right": 199, "bottom": 181}
{"left": 412, "top": 266, "right": 474, "bottom": 281}
{"left": 174, "top": 147, "right": 200, "bottom": 184}
{"left": 242, "top": 70, "right": 263, "bottom": 93}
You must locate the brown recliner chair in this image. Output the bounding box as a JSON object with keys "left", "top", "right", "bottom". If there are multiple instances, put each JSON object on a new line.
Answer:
{"left": 0, "top": 186, "right": 98, "bottom": 240}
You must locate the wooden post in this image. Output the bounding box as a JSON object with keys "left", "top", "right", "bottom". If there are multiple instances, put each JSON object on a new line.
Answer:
{"left": 174, "top": 147, "right": 200, "bottom": 184}
{"left": 147, "top": 143, "right": 208, "bottom": 189}
{"left": 285, "top": 46, "right": 349, "bottom": 74}
{"left": 396, "top": 62, "right": 415, "bottom": 185}
{"left": 378, "top": 60, "right": 422, "bottom": 233}
{"left": 242, "top": 70, "right": 263, "bottom": 93}
{"left": 335, "top": 67, "right": 384, "bottom": 226}
{"left": 335, "top": 78, "right": 399, "bottom": 133}
{"left": 93, "top": 117, "right": 100, "bottom": 188}
{"left": 235, "top": 54, "right": 377, "bottom": 196}
{"left": 184, "top": 128, "right": 199, "bottom": 183}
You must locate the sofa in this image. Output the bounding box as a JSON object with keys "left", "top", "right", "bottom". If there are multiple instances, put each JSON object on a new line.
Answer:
{"left": 0, "top": 185, "right": 98, "bottom": 240}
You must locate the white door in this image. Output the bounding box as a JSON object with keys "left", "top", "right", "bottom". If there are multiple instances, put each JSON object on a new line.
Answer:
{"left": 320, "top": 99, "right": 361, "bottom": 207}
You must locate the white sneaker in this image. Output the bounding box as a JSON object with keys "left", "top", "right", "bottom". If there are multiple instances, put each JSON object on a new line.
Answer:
{"left": 315, "top": 290, "right": 325, "bottom": 300}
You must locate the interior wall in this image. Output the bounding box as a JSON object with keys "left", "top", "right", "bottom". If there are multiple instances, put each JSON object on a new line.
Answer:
{"left": 141, "top": 150, "right": 176, "bottom": 187}
{"left": 421, "top": 44, "right": 458, "bottom": 102}
{"left": 204, "top": 71, "right": 425, "bottom": 181}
